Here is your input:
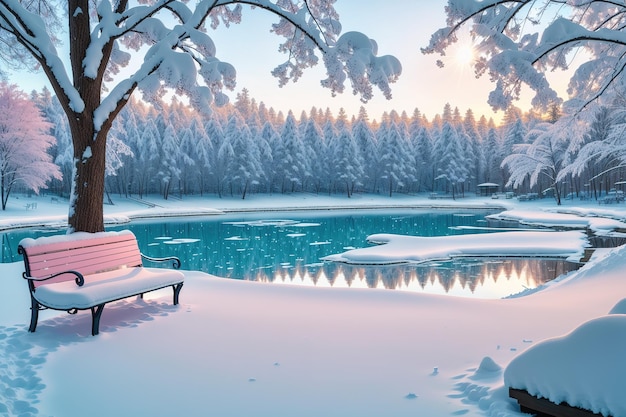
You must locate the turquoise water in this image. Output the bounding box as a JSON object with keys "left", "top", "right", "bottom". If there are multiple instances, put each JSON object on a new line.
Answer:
{"left": 2, "top": 209, "right": 580, "bottom": 298}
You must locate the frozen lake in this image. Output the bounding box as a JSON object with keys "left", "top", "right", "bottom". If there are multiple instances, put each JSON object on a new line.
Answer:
{"left": 2, "top": 209, "right": 581, "bottom": 298}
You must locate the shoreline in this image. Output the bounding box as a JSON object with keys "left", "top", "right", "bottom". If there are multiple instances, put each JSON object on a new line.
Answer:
{"left": 0, "top": 194, "right": 510, "bottom": 232}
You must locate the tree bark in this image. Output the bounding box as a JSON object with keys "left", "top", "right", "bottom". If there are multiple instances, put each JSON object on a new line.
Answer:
{"left": 67, "top": 121, "right": 107, "bottom": 232}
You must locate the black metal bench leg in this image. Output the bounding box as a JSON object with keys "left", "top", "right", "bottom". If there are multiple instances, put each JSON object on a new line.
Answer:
{"left": 29, "top": 296, "right": 40, "bottom": 333}
{"left": 91, "top": 304, "right": 105, "bottom": 336}
{"left": 172, "top": 283, "right": 183, "bottom": 305}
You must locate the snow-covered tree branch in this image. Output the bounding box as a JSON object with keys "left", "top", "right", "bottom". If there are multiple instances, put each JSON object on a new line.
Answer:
{"left": 502, "top": 121, "right": 570, "bottom": 204}
{"left": 423, "top": 0, "right": 626, "bottom": 111}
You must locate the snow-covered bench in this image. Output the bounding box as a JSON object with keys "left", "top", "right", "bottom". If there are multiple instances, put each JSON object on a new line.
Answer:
{"left": 18, "top": 230, "right": 184, "bottom": 336}
{"left": 509, "top": 388, "right": 604, "bottom": 417}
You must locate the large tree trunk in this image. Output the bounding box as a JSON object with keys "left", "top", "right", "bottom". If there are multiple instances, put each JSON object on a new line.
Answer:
{"left": 67, "top": 120, "right": 107, "bottom": 233}
{"left": 62, "top": 0, "right": 105, "bottom": 232}
{"left": 63, "top": 0, "right": 125, "bottom": 232}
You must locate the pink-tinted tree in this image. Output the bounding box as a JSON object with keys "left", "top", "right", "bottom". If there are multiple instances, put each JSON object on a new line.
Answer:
{"left": 0, "top": 83, "right": 61, "bottom": 209}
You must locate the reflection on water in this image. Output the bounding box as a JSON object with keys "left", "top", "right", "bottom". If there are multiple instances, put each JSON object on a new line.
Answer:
{"left": 254, "top": 258, "right": 579, "bottom": 299}
{"left": 1, "top": 209, "right": 581, "bottom": 298}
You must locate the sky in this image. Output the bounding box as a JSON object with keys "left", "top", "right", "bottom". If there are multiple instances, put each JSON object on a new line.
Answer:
{"left": 204, "top": 0, "right": 489, "bottom": 122}
{"left": 9, "top": 1, "right": 570, "bottom": 124}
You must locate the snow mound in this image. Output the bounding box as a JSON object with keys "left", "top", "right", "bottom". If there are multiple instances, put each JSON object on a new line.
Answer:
{"left": 477, "top": 356, "right": 502, "bottom": 374}
{"left": 608, "top": 298, "right": 626, "bottom": 315}
{"left": 504, "top": 315, "right": 626, "bottom": 417}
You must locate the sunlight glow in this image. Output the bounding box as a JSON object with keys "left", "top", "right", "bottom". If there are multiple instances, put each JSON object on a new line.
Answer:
{"left": 455, "top": 43, "right": 475, "bottom": 67}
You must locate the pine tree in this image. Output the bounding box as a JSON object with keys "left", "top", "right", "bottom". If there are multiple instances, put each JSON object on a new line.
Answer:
{"left": 259, "top": 121, "right": 279, "bottom": 193}
{"left": 437, "top": 121, "right": 468, "bottom": 198}
{"left": 463, "top": 109, "right": 483, "bottom": 191}
{"left": 191, "top": 118, "right": 213, "bottom": 196}
{"left": 177, "top": 126, "right": 197, "bottom": 196}
{"left": 377, "top": 120, "right": 410, "bottom": 196}
{"left": 158, "top": 124, "right": 181, "bottom": 199}
{"left": 301, "top": 117, "right": 326, "bottom": 193}
{"left": 333, "top": 127, "right": 364, "bottom": 197}
{"left": 134, "top": 118, "right": 160, "bottom": 198}
{"left": 352, "top": 112, "right": 378, "bottom": 193}
{"left": 221, "top": 114, "right": 262, "bottom": 199}
{"left": 204, "top": 117, "right": 226, "bottom": 196}
{"left": 275, "top": 111, "right": 309, "bottom": 193}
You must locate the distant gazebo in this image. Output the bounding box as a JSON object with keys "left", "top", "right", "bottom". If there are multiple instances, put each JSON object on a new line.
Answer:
{"left": 477, "top": 183, "right": 499, "bottom": 196}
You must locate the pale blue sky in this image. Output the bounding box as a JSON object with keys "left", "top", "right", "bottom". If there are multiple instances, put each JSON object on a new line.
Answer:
{"left": 11, "top": 1, "right": 557, "bottom": 123}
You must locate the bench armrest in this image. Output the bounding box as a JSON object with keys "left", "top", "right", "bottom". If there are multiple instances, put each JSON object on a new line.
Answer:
{"left": 23, "top": 270, "right": 85, "bottom": 286}
{"left": 141, "top": 254, "right": 181, "bottom": 269}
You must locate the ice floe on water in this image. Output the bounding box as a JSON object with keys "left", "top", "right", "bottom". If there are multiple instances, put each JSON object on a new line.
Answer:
{"left": 162, "top": 238, "right": 200, "bottom": 245}
{"left": 224, "top": 236, "right": 249, "bottom": 241}
{"left": 224, "top": 219, "right": 300, "bottom": 227}
{"left": 310, "top": 241, "right": 332, "bottom": 246}
{"left": 323, "top": 230, "right": 589, "bottom": 265}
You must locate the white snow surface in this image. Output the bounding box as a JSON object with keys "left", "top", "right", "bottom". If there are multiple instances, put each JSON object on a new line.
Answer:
{"left": 1, "top": 193, "right": 626, "bottom": 417}
{"left": 487, "top": 209, "right": 626, "bottom": 234}
{"left": 323, "top": 230, "right": 588, "bottom": 265}
{"left": 19, "top": 230, "right": 133, "bottom": 248}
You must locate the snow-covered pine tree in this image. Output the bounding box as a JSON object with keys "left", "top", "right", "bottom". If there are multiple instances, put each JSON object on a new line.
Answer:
{"left": 301, "top": 117, "right": 326, "bottom": 194}
{"left": 157, "top": 124, "right": 181, "bottom": 200}
{"left": 134, "top": 118, "right": 160, "bottom": 198}
{"left": 377, "top": 119, "right": 410, "bottom": 196}
{"left": 437, "top": 121, "right": 468, "bottom": 198}
{"left": 276, "top": 111, "right": 310, "bottom": 193}
{"left": 463, "top": 109, "right": 484, "bottom": 192}
{"left": 177, "top": 126, "right": 198, "bottom": 196}
{"left": 322, "top": 119, "right": 337, "bottom": 193}
{"left": 333, "top": 127, "right": 363, "bottom": 197}
{"left": 352, "top": 108, "right": 377, "bottom": 193}
{"left": 187, "top": 118, "right": 213, "bottom": 196}
{"left": 204, "top": 117, "right": 226, "bottom": 197}
{"left": 220, "top": 114, "right": 262, "bottom": 199}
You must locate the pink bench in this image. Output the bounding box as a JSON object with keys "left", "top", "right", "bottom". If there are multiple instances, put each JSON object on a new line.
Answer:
{"left": 18, "top": 230, "right": 184, "bottom": 336}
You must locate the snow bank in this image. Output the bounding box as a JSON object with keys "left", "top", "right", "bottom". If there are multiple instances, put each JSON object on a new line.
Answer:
{"left": 323, "top": 230, "right": 588, "bottom": 265}
{"left": 488, "top": 209, "right": 626, "bottom": 235}
{"left": 505, "top": 313, "right": 626, "bottom": 417}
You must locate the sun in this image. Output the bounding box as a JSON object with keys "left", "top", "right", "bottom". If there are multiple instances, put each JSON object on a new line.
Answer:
{"left": 455, "top": 43, "right": 475, "bottom": 66}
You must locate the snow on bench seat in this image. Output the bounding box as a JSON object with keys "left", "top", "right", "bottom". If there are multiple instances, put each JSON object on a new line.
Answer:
{"left": 33, "top": 267, "right": 185, "bottom": 310}
{"left": 18, "top": 230, "right": 184, "bottom": 336}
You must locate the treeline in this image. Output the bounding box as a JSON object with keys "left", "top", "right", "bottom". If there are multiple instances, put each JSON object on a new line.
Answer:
{"left": 30, "top": 87, "right": 625, "bottom": 202}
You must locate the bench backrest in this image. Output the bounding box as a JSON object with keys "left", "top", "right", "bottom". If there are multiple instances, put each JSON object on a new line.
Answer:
{"left": 19, "top": 231, "right": 143, "bottom": 288}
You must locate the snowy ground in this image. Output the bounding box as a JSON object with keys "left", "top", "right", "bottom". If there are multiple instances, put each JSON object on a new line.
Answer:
{"left": 2, "top": 192, "right": 626, "bottom": 417}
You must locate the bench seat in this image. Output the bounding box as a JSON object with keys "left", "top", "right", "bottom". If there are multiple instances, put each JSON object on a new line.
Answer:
{"left": 33, "top": 267, "right": 185, "bottom": 310}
